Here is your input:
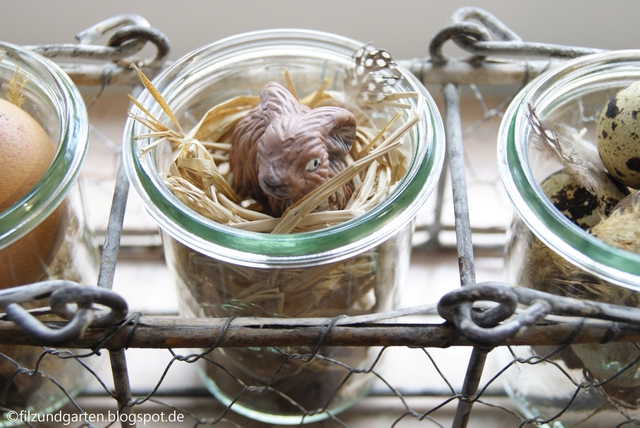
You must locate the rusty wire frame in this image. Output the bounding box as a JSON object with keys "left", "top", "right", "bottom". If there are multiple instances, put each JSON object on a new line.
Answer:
{"left": 3, "top": 6, "right": 640, "bottom": 428}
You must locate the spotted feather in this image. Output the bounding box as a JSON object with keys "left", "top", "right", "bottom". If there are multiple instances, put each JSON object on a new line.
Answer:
{"left": 344, "top": 44, "right": 401, "bottom": 106}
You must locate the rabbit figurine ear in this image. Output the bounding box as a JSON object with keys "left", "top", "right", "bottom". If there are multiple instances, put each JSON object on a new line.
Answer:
{"left": 260, "top": 82, "right": 307, "bottom": 123}
{"left": 307, "top": 106, "right": 357, "bottom": 157}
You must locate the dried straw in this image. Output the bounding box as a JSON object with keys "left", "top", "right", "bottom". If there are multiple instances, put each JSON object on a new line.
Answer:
{"left": 174, "top": 233, "right": 400, "bottom": 318}
{"left": 518, "top": 217, "right": 640, "bottom": 404}
{"left": 0, "top": 54, "right": 28, "bottom": 107}
{"left": 519, "top": 235, "right": 636, "bottom": 305}
{"left": 129, "top": 64, "right": 420, "bottom": 235}
{"left": 129, "top": 61, "right": 420, "bottom": 317}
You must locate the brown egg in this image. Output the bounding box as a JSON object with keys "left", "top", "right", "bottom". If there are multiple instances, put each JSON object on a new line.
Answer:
{"left": 0, "top": 98, "right": 67, "bottom": 289}
{"left": 0, "top": 98, "right": 55, "bottom": 210}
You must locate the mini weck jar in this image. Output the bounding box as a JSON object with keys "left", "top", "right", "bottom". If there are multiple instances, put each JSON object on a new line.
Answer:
{"left": 124, "top": 29, "right": 444, "bottom": 424}
{"left": 0, "top": 42, "right": 97, "bottom": 425}
{"left": 498, "top": 50, "right": 640, "bottom": 426}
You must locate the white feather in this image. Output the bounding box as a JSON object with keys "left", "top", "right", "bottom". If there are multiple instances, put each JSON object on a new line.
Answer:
{"left": 527, "top": 104, "right": 611, "bottom": 194}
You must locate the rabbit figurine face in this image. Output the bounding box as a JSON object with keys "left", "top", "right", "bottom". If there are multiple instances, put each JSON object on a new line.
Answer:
{"left": 230, "top": 82, "right": 357, "bottom": 216}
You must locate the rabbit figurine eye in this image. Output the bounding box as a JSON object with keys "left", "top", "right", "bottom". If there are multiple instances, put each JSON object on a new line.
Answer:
{"left": 306, "top": 157, "right": 322, "bottom": 172}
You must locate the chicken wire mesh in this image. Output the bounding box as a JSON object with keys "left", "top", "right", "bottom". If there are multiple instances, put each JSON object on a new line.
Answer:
{"left": 2, "top": 7, "right": 640, "bottom": 428}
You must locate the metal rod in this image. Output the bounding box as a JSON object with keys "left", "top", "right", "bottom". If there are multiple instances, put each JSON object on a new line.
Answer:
{"left": 60, "top": 58, "right": 559, "bottom": 88}
{"left": 109, "top": 350, "right": 136, "bottom": 428}
{"left": 443, "top": 83, "right": 476, "bottom": 287}
{"left": 442, "top": 83, "right": 489, "bottom": 428}
{"left": 79, "top": 385, "right": 510, "bottom": 399}
{"left": 0, "top": 316, "right": 636, "bottom": 348}
{"left": 426, "top": 156, "right": 449, "bottom": 250}
{"left": 96, "top": 157, "right": 136, "bottom": 427}
{"left": 453, "top": 348, "right": 490, "bottom": 427}
{"left": 97, "top": 158, "right": 130, "bottom": 291}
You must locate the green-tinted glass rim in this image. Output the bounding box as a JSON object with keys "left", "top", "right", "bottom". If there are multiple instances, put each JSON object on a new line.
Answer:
{"left": 498, "top": 49, "right": 640, "bottom": 290}
{"left": 0, "top": 42, "right": 89, "bottom": 249}
{"left": 123, "top": 29, "right": 445, "bottom": 268}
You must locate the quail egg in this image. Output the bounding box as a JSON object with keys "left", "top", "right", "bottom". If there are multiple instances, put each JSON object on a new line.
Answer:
{"left": 591, "top": 190, "right": 640, "bottom": 254}
{"left": 540, "top": 168, "right": 629, "bottom": 230}
{"left": 597, "top": 80, "right": 640, "bottom": 189}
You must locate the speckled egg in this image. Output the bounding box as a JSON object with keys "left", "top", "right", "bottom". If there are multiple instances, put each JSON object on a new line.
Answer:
{"left": 540, "top": 168, "right": 629, "bottom": 230}
{"left": 597, "top": 81, "right": 640, "bottom": 189}
{"left": 591, "top": 190, "right": 640, "bottom": 253}
{"left": 570, "top": 190, "right": 640, "bottom": 394}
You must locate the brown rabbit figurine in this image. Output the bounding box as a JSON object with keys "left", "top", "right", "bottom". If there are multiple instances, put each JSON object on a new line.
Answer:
{"left": 229, "top": 82, "right": 357, "bottom": 216}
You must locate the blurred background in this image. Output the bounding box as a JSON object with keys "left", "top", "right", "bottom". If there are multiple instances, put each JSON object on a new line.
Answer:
{"left": 1, "top": 0, "right": 639, "bottom": 62}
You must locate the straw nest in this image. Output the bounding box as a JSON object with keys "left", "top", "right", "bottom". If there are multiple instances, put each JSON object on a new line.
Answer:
{"left": 519, "top": 234, "right": 639, "bottom": 306}
{"left": 519, "top": 231, "right": 640, "bottom": 408}
{"left": 518, "top": 192, "right": 640, "bottom": 407}
{"left": 130, "top": 62, "right": 420, "bottom": 319}
{"left": 129, "top": 65, "right": 421, "bottom": 234}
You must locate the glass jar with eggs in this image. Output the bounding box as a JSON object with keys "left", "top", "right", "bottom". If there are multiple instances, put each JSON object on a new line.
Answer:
{"left": 0, "top": 42, "right": 98, "bottom": 425}
{"left": 498, "top": 50, "right": 640, "bottom": 426}
{"left": 123, "top": 29, "right": 445, "bottom": 424}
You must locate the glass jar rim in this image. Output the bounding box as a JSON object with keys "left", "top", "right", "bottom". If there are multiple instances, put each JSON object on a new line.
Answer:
{"left": 498, "top": 49, "right": 640, "bottom": 290}
{"left": 0, "top": 42, "right": 89, "bottom": 249}
{"left": 123, "top": 29, "right": 445, "bottom": 268}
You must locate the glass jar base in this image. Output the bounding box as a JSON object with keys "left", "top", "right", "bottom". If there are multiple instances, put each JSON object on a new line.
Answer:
{"left": 0, "top": 379, "right": 86, "bottom": 428}
{"left": 501, "top": 357, "right": 640, "bottom": 428}
{"left": 197, "top": 368, "right": 369, "bottom": 425}
{"left": 502, "top": 380, "right": 565, "bottom": 428}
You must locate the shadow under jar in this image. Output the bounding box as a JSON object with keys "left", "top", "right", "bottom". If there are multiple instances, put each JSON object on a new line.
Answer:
{"left": 0, "top": 43, "right": 97, "bottom": 425}
{"left": 498, "top": 50, "right": 640, "bottom": 427}
{"left": 123, "top": 29, "right": 444, "bottom": 424}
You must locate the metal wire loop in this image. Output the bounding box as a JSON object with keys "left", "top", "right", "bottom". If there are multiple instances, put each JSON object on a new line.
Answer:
{"left": 75, "top": 13, "right": 151, "bottom": 44}
{"left": 429, "top": 21, "right": 492, "bottom": 64}
{"left": 49, "top": 284, "right": 129, "bottom": 327}
{"left": 428, "top": 6, "right": 602, "bottom": 65}
{"left": 23, "top": 13, "right": 170, "bottom": 68}
{"left": 449, "top": 7, "right": 522, "bottom": 43}
{"left": 0, "top": 280, "right": 128, "bottom": 346}
{"left": 4, "top": 303, "right": 94, "bottom": 346}
{"left": 106, "top": 25, "right": 171, "bottom": 68}
{"left": 438, "top": 282, "right": 519, "bottom": 328}
{"left": 439, "top": 282, "right": 640, "bottom": 347}
{"left": 438, "top": 282, "right": 551, "bottom": 347}
{"left": 514, "top": 286, "right": 640, "bottom": 325}
{"left": 0, "top": 279, "right": 70, "bottom": 308}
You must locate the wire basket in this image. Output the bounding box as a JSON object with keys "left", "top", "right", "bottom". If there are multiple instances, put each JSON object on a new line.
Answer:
{"left": 2, "top": 7, "right": 640, "bottom": 428}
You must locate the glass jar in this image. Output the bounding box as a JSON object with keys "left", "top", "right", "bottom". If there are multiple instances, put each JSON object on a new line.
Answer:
{"left": 124, "top": 29, "right": 444, "bottom": 424}
{"left": 498, "top": 50, "right": 640, "bottom": 426}
{"left": 0, "top": 42, "right": 97, "bottom": 425}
